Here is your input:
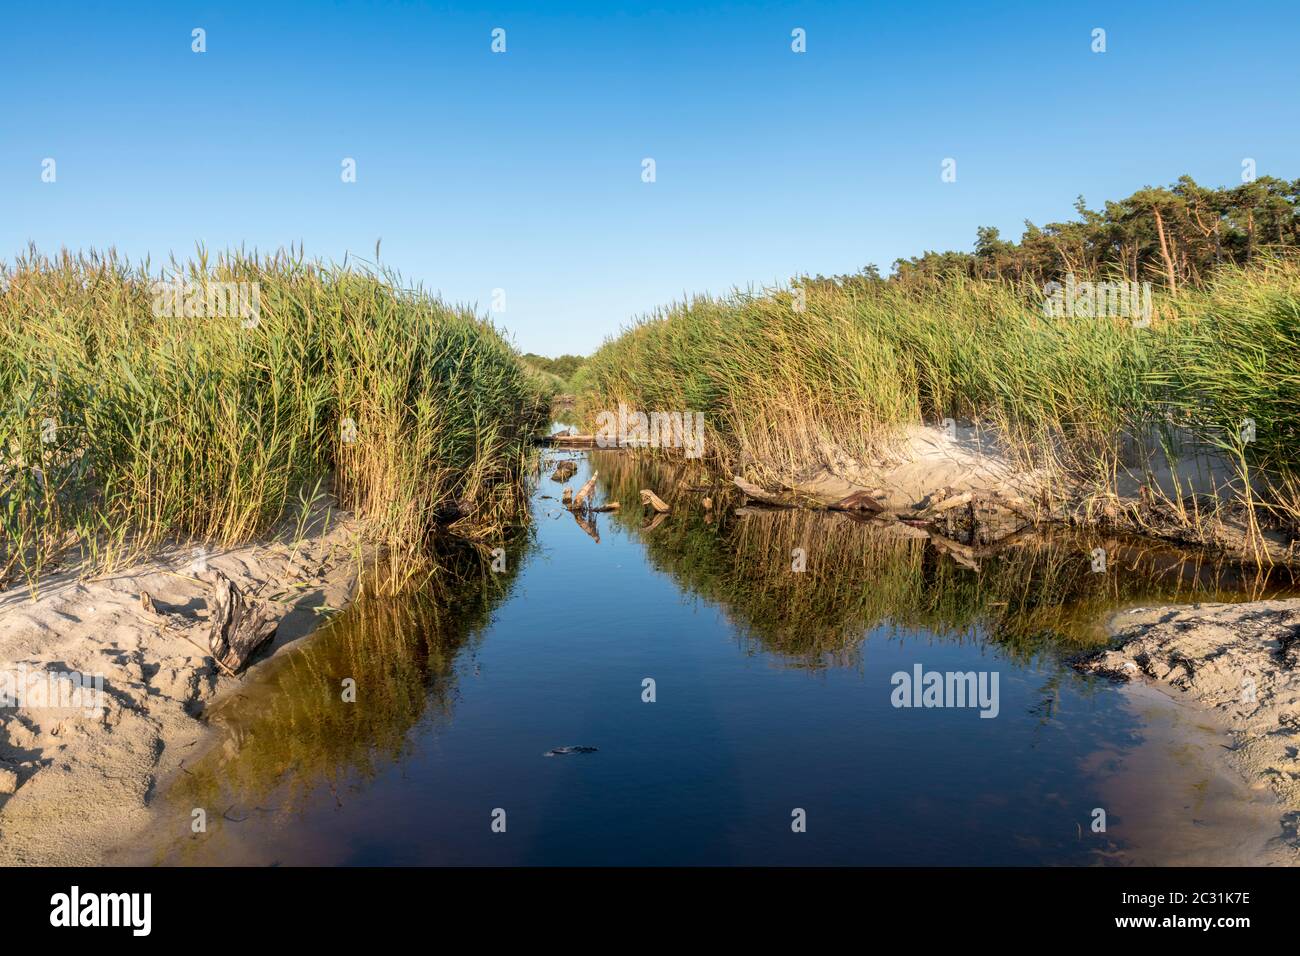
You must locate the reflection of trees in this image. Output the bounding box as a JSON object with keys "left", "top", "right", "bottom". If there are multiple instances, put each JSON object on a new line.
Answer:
{"left": 592, "top": 451, "right": 1297, "bottom": 668}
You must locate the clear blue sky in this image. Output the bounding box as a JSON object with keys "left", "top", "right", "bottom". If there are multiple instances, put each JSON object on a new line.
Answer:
{"left": 2, "top": 1, "right": 1296, "bottom": 354}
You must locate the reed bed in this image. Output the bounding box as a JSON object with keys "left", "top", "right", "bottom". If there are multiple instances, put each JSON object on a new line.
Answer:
{"left": 0, "top": 247, "right": 549, "bottom": 594}
{"left": 577, "top": 257, "right": 1300, "bottom": 546}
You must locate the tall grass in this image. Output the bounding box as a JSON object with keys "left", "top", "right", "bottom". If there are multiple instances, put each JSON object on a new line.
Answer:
{"left": 578, "top": 276, "right": 1160, "bottom": 478}
{"left": 577, "top": 256, "right": 1300, "bottom": 545}
{"left": 1159, "top": 258, "right": 1300, "bottom": 529}
{"left": 0, "top": 247, "right": 548, "bottom": 593}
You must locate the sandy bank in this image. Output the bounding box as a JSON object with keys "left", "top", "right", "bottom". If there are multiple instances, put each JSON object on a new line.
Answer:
{"left": 729, "top": 423, "right": 1297, "bottom": 563}
{"left": 1078, "top": 597, "right": 1300, "bottom": 849}
{"left": 732, "top": 423, "right": 1042, "bottom": 509}
{"left": 0, "top": 500, "right": 368, "bottom": 866}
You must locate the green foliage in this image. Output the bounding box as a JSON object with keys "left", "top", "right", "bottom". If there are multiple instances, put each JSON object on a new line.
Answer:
{"left": 578, "top": 173, "right": 1300, "bottom": 538}
{"left": 577, "top": 253, "right": 1300, "bottom": 534}
{"left": 578, "top": 274, "right": 1164, "bottom": 480}
{"left": 867, "top": 175, "right": 1300, "bottom": 290}
{"left": 0, "top": 247, "right": 550, "bottom": 592}
{"left": 521, "top": 352, "right": 586, "bottom": 387}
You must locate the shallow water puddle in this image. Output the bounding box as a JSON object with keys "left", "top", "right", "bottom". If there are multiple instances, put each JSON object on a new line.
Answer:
{"left": 118, "top": 447, "right": 1300, "bottom": 865}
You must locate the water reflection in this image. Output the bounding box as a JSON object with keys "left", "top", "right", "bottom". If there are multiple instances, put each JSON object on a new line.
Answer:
{"left": 126, "top": 540, "right": 527, "bottom": 864}
{"left": 123, "top": 447, "right": 1299, "bottom": 865}
{"left": 590, "top": 449, "right": 1297, "bottom": 666}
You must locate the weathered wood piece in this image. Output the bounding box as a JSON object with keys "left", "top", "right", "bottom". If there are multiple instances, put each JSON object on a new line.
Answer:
{"left": 139, "top": 591, "right": 161, "bottom": 617}
{"left": 828, "top": 489, "right": 887, "bottom": 512}
{"left": 731, "top": 475, "right": 792, "bottom": 507}
{"left": 639, "top": 489, "right": 671, "bottom": 514}
{"left": 571, "top": 472, "right": 599, "bottom": 510}
{"left": 543, "top": 433, "right": 598, "bottom": 448}
{"left": 208, "top": 570, "right": 278, "bottom": 674}
{"left": 928, "top": 491, "right": 974, "bottom": 515}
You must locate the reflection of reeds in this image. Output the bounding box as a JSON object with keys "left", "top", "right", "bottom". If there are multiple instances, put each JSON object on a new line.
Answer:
{"left": 149, "top": 540, "right": 528, "bottom": 860}
{"left": 593, "top": 451, "right": 1299, "bottom": 667}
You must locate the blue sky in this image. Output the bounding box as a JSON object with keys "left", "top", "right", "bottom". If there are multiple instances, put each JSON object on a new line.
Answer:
{"left": 2, "top": 1, "right": 1296, "bottom": 354}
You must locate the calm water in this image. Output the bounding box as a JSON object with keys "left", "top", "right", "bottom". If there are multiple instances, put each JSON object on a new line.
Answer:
{"left": 124, "top": 446, "right": 1300, "bottom": 865}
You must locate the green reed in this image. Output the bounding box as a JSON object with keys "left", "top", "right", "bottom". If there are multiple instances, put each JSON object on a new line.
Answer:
{"left": 576, "top": 257, "right": 1300, "bottom": 541}
{"left": 0, "top": 247, "right": 549, "bottom": 594}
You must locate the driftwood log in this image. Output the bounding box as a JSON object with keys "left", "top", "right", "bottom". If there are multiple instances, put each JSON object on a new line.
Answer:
{"left": 828, "top": 489, "right": 887, "bottom": 512}
{"left": 208, "top": 570, "right": 279, "bottom": 674}
{"left": 570, "top": 472, "right": 598, "bottom": 510}
{"left": 639, "top": 489, "right": 670, "bottom": 514}
{"left": 544, "top": 433, "right": 597, "bottom": 448}
{"left": 918, "top": 489, "right": 1031, "bottom": 548}
{"left": 925, "top": 491, "right": 974, "bottom": 515}
{"left": 731, "top": 475, "right": 793, "bottom": 507}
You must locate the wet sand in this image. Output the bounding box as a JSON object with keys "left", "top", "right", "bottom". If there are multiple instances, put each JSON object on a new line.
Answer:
{"left": 1087, "top": 682, "right": 1296, "bottom": 865}
{"left": 1079, "top": 599, "right": 1300, "bottom": 864}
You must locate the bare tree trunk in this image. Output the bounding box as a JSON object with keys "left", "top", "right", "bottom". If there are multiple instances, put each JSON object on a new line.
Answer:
{"left": 1152, "top": 206, "right": 1178, "bottom": 295}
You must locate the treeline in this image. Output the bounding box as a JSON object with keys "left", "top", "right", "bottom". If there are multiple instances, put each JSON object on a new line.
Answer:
{"left": 522, "top": 352, "right": 587, "bottom": 382}
{"left": 811, "top": 175, "right": 1300, "bottom": 293}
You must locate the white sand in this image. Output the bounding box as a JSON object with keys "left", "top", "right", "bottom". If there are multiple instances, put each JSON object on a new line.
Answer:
{"left": 789, "top": 423, "right": 1044, "bottom": 509}
{"left": 0, "top": 500, "right": 368, "bottom": 865}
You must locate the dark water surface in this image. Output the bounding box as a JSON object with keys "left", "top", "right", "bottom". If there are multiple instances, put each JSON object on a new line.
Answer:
{"left": 127, "top": 447, "right": 1300, "bottom": 865}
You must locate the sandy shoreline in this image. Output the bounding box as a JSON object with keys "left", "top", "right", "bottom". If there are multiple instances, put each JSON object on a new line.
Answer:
{"left": 1078, "top": 598, "right": 1300, "bottom": 861}
{"left": 1087, "top": 681, "right": 1298, "bottom": 865}
{"left": 728, "top": 423, "right": 1297, "bottom": 564}
{"left": 0, "top": 499, "right": 369, "bottom": 866}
